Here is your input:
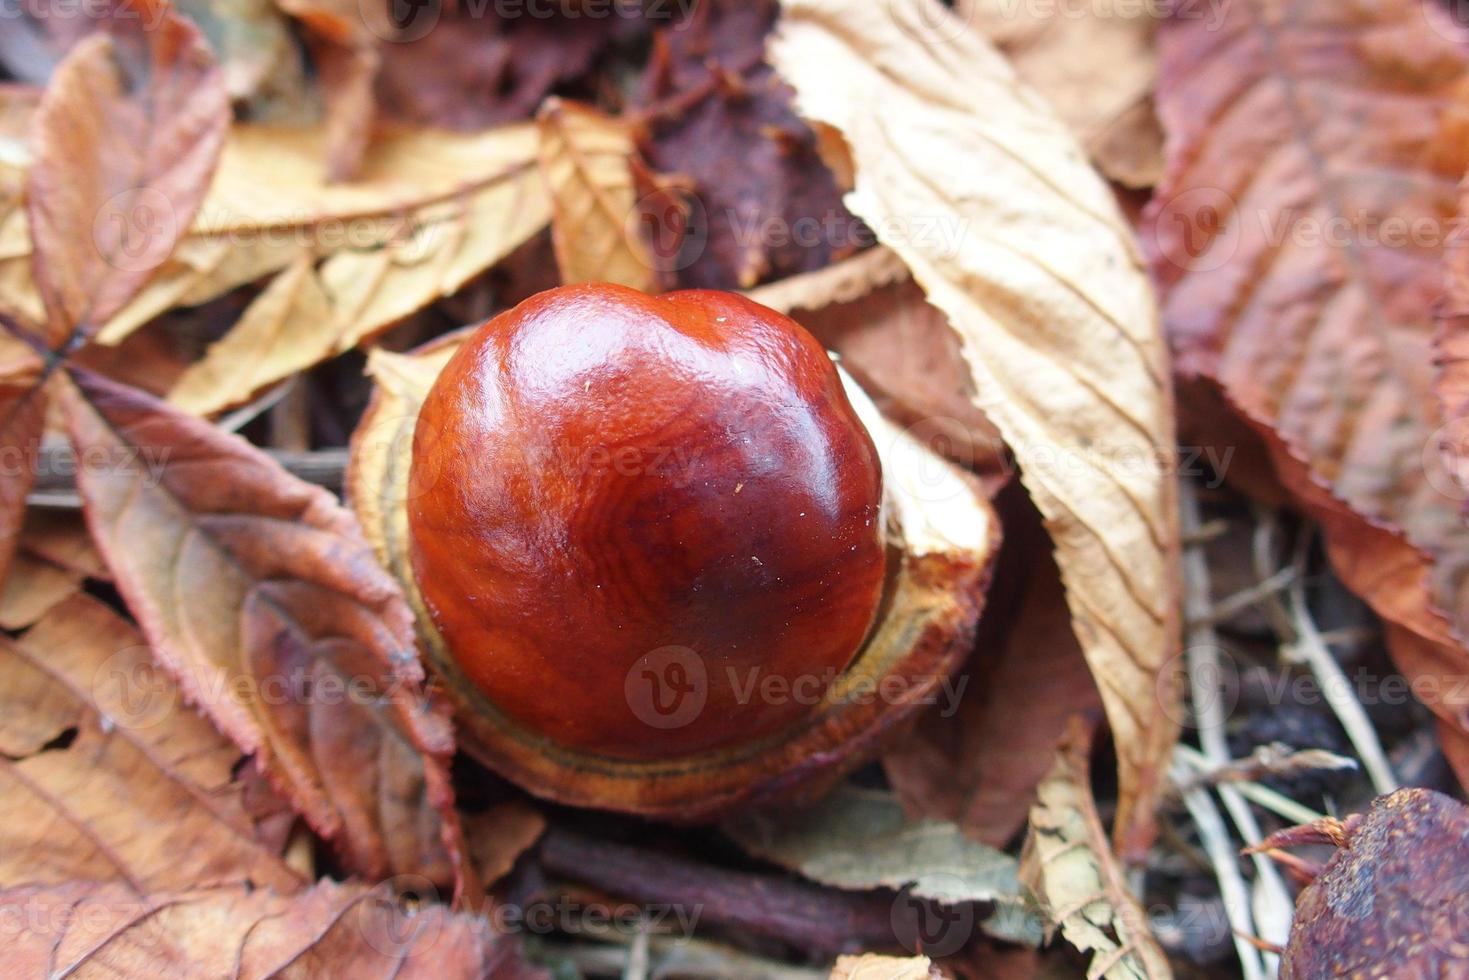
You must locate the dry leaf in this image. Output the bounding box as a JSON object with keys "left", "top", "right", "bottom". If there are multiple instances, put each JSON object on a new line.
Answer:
{"left": 0, "top": 357, "right": 46, "bottom": 585}
{"left": 960, "top": 0, "right": 1163, "bottom": 188}
{"left": 1020, "top": 719, "right": 1170, "bottom": 980}
{"left": 160, "top": 123, "right": 550, "bottom": 415}
{"left": 0, "top": 593, "right": 302, "bottom": 893}
{"left": 831, "top": 954, "right": 939, "bottom": 980}
{"left": 725, "top": 785, "right": 1037, "bottom": 947}
{"left": 883, "top": 486, "right": 1102, "bottom": 848}
{"left": 0, "top": 877, "right": 541, "bottom": 978}
{"left": 465, "top": 800, "right": 546, "bottom": 891}
{"left": 770, "top": 0, "right": 1181, "bottom": 857}
{"left": 635, "top": 0, "right": 866, "bottom": 289}
{"left": 0, "top": 509, "right": 107, "bottom": 628}
{"left": 275, "top": 0, "right": 379, "bottom": 182}
{"left": 537, "top": 98, "right": 659, "bottom": 292}
{"left": 1146, "top": 0, "right": 1469, "bottom": 783}
{"left": 25, "top": 3, "right": 229, "bottom": 345}
{"left": 58, "top": 369, "right": 470, "bottom": 892}
{"left": 747, "top": 246, "right": 1010, "bottom": 492}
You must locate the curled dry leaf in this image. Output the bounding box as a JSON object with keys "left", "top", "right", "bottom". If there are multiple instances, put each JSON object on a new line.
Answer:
{"left": 57, "top": 369, "right": 470, "bottom": 893}
{"left": 537, "top": 98, "right": 659, "bottom": 292}
{"left": 961, "top": 0, "right": 1163, "bottom": 188}
{"left": 0, "top": 593, "right": 301, "bottom": 893}
{"left": 770, "top": 0, "right": 1182, "bottom": 857}
{"left": 1261, "top": 789, "right": 1469, "bottom": 978}
{"left": 0, "top": 877, "right": 543, "bottom": 979}
{"left": 1146, "top": 0, "right": 1469, "bottom": 783}
{"left": 1020, "top": 720, "right": 1170, "bottom": 980}
{"left": 830, "top": 954, "right": 940, "bottom": 980}
{"left": 25, "top": 1, "right": 229, "bottom": 346}
{"left": 162, "top": 122, "right": 550, "bottom": 415}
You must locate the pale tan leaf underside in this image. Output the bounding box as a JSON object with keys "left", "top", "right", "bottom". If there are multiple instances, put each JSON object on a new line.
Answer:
{"left": 770, "top": 0, "right": 1181, "bottom": 856}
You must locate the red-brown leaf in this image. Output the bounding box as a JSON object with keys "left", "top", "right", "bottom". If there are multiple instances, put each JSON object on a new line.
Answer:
{"left": 0, "top": 878, "right": 545, "bottom": 978}
{"left": 57, "top": 368, "right": 470, "bottom": 893}
{"left": 0, "top": 358, "right": 46, "bottom": 586}
{"left": 1145, "top": 0, "right": 1469, "bottom": 777}
{"left": 26, "top": 2, "right": 228, "bottom": 345}
{"left": 0, "top": 593, "right": 302, "bottom": 893}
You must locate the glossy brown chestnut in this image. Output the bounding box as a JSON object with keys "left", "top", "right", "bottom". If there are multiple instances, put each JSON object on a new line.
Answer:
{"left": 407, "top": 284, "right": 885, "bottom": 760}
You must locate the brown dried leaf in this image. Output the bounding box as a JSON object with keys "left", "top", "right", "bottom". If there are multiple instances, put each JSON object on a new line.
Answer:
{"left": 275, "top": 0, "right": 379, "bottom": 182}
{"left": 960, "top": 0, "right": 1163, "bottom": 188}
{"left": 57, "top": 369, "right": 469, "bottom": 892}
{"left": 0, "top": 357, "right": 46, "bottom": 586}
{"left": 1019, "top": 720, "right": 1170, "bottom": 980}
{"left": 1268, "top": 789, "right": 1469, "bottom": 977}
{"left": 0, "top": 593, "right": 301, "bottom": 893}
{"left": 0, "top": 877, "right": 541, "bottom": 978}
{"left": 1146, "top": 0, "right": 1469, "bottom": 781}
{"left": 883, "top": 487, "right": 1102, "bottom": 847}
{"left": 26, "top": 3, "right": 229, "bottom": 345}
{"left": 770, "top": 0, "right": 1181, "bottom": 857}
{"left": 0, "top": 510, "right": 107, "bottom": 628}
{"left": 537, "top": 99, "right": 659, "bottom": 292}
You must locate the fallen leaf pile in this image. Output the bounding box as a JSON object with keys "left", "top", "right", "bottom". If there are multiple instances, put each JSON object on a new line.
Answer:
{"left": 0, "top": 0, "right": 1465, "bottom": 976}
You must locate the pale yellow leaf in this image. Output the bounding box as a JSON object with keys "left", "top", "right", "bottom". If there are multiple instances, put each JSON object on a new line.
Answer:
{"left": 168, "top": 254, "right": 328, "bottom": 414}
{"left": 536, "top": 98, "right": 657, "bottom": 291}
{"left": 830, "top": 954, "right": 937, "bottom": 980}
{"left": 769, "top": 0, "right": 1181, "bottom": 856}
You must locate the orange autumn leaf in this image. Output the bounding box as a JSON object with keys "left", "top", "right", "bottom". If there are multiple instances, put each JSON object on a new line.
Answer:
{"left": 25, "top": 3, "right": 229, "bottom": 346}
{"left": 0, "top": 593, "right": 302, "bottom": 893}
{"left": 1145, "top": 0, "right": 1469, "bottom": 779}
{"left": 57, "top": 369, "right": 473, "bottom": 894}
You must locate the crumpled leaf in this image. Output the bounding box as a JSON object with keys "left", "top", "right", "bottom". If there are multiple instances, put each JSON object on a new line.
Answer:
{"left": 1020, "top": 720, "right": 1170, "bottom": 980}
{"left": 0, "top": 593, "right": 301, "bottom": 893}
{"left": 0, "top": 877, "right": 543, "bottom": 978}
{"left": 537, "top": 98, "right": 659, "bottom": 292}
{"left": 831, "top": 954, "right": 939, "bottom": 980}
{"left": 57, "top": 369, "right": 471, "bottom": 893}
{"left": 25, "top": 1, "right": 229, "bottom": 346}
{"left": 724, "top": 785, "right": 1038, "bottom": 946}
{"left": 1262, "top": 789, "right": 1469, "bottom": 978}
{"left": 770, "top": 0, "right": 1181, "bottom": 857}
{"left": 883, "top": 486, "right": 1102, "bottom": 848}
{"left": 635, "top": 0, "right": 866, "bottom": 289}
{"left": 961, "top": 0, "right": 1163, "bottom": 188}
{"left": 1147, "top": 0, "right": 1469, "bottom": 784}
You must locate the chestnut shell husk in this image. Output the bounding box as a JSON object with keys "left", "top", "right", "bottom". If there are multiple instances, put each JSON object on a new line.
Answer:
{"left": 348, "top": 327, "right": 1000, "bottom": 820}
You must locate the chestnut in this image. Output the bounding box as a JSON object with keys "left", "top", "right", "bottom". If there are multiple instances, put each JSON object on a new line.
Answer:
{"left": 350, "top": 283, "right": 998, "bottom": 819}
{"left": 406, "top": 284, "right": 886, "bottom": 759}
